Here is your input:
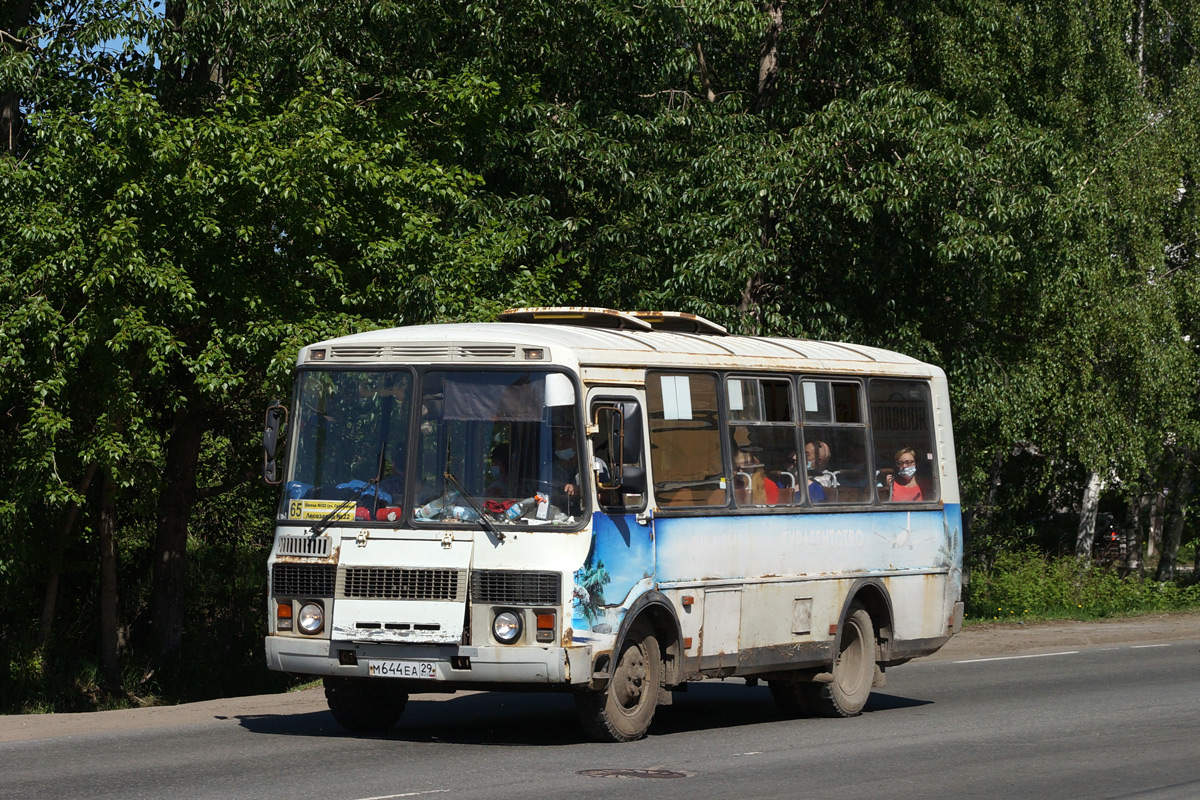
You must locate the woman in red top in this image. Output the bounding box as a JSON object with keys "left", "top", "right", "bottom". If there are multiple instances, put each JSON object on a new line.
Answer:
{"left": 887, "top": 448, "right": 923, "bottom": 502}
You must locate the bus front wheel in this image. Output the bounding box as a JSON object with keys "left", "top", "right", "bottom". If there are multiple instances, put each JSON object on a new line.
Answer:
{"left": 576, "top": 623, "right": 662, "bottom": 742}
{"left": 324, "top": 676, "right": 408, "bottom": 732}
{"left": 803, "top": 604, "right": 876, "bottom": 718}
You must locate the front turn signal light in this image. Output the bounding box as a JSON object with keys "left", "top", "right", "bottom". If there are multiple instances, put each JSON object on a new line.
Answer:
{"left": 277, "top": 601, "right": 293, "bottom": 632}
{"left": 535, "top": 612, "right": 555, "bottom": 643}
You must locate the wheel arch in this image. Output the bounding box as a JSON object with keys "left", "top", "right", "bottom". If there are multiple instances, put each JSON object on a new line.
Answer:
{"left": 611, "top": 590, "right": 683, "bottom": 687}
{"left": 837, "top": 578, "right": 895, "bottom": 661}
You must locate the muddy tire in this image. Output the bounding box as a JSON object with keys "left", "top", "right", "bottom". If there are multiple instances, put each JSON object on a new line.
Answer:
{"left": 324, "top": 676, "right": 408, "bottom": 732}
{"left": 803, "top": 604, "right": 876, "bottom": 718}
{"left": 576, "top": 623, "right": 662, "bottom": 742}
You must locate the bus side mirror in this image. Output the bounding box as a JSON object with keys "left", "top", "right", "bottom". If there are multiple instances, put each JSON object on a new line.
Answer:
{"left": 594, "top": 405, "right": 624, "bottom": 490}
{"left": 262, "top": 401, "right": 288, "bottom": 485}
{"left": 618, "top": 465, "right": 646, "bottom": 494}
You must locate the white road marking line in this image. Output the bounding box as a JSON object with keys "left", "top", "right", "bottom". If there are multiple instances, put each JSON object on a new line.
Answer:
{"left": 953, "top": 650, "right": 1079, "bottom": 664}
{"left": 1131, "top": 644, "right": 1171, "bottom": 649}
{"left": 354, "top": 791, "right": 451, "bottom": 800}
{"left": 736, "top": 752, "right": 763, "bottom": 756}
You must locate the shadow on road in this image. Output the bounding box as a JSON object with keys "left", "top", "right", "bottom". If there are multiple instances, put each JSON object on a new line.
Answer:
{"left": 236, "top": 681, "right": 932, "bottom": 745}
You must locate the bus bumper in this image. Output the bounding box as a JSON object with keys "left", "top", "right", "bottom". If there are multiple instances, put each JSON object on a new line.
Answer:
{"left": 265, "top": 635, "right": 593, "bottom": 687}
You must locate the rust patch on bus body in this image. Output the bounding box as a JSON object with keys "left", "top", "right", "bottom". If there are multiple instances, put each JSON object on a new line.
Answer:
{"left": 272, "top": 544, "right": 340, "bottom": 565}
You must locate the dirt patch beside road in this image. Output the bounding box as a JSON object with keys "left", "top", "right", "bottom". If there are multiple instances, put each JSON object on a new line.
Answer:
{"left": 3, "top": 611, "right": 1198, "bottom": 743}
{"left": 925, "top": 611, "right": 1200, "bottom": 662}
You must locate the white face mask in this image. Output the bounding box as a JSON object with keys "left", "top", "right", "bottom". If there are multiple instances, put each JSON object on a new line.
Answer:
{"left": 806, "top": 460, "right": 814, "bottom": 470}
{"left": 555, "top": 448, "right": 575, "bottom": 460}
{"left": 898, "top": 465, "right": 917, "bottom": 479}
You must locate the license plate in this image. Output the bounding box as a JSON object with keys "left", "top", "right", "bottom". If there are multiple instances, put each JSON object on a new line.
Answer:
{"left": 367, "top": 660, "right": 438, "bottom": 679}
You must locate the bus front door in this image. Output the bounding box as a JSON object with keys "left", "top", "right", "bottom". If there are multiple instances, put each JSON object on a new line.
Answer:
{"left": 571, "top": 395, "right": 656, "bottom": 644}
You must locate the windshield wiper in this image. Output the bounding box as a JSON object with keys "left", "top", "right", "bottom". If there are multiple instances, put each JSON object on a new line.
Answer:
{"left": 308, "top": 477, "right": 380, "bottom": 536}
{"left": 443, "top": 471, "right": 505, "bottom": 542}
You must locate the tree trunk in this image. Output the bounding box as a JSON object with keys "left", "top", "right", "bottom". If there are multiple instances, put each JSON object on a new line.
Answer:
{"left": 1122, "top": 493, "right": 1142, "bottom": 575}
{"left": 1137, "top": 492, "right": 1153, "bottom": 567}
{"left": 695, "top": 43, "right": 718, "bottom": 103}
{"left": 1075, "top": 471, "right": 1104, "bottom": 560}
{"left": 737, "top": 1, "right": 787, "bottom": 332}
{"left": 151, "top": 406, "right": 205, "bottom": 659}
{"left": 756, "top": 2, "right": 784, "bottom": 113}
{"left": 1135, "top": 0, "right": 1147, "bottom": 91}
{"left": 986, "top": 449, "right": 1005, "bottom": 510}
{"left": 1148, "top": 489, "right": 1164, "bottom": 559}
{"left": 97, "top": 471, "right": 121, "bottom": 690}
{"left": 1, "top": 0, "right": 36, "bottom": 157}
{"left": 40, "top": 463, "right": 100, "bottom": 647}
{"left": 1194, "top": 526, "right": 1199, "bottom": 578}
{"left": 163, "top": 0, "right": 187, "bottom": 84}
{"left": 1, "top": 91, "right": 21, "bottom": 156}
{"left": 1155, "top": 463, "right": 1192, "bottom": 582}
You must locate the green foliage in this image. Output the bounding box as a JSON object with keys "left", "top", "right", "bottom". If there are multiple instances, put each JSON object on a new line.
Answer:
{"left": 966, "top": 550, "right": 1200, "bottom": 621}
{"left": 5, "top": 0, "right": 1200, "bottom": 711}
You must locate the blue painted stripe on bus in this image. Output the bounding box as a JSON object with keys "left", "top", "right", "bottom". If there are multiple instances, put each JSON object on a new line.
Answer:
{"left": 570, "top": 504, "right": 962, "bottom": 641}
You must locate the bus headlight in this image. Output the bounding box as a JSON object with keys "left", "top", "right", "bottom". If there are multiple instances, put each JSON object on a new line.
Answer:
{"left": 492, "top": 611, "right": 523, "bottom": 644}
{"left": 297, "top": 602, "right": 324, "bottom": 635}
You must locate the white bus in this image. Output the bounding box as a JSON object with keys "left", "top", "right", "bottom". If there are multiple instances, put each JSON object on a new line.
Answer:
{"left": 262, "top": 307, "right": 963, "bottom": 741}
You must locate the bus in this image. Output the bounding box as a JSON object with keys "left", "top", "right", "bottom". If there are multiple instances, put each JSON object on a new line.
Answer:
{"left": 261, "top": 307, "right": 964, "bottom": 742}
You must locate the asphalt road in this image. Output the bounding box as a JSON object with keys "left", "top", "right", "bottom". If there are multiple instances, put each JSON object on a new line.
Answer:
{"left": 4, "top": 636, "right": 1198, "bottom": 800}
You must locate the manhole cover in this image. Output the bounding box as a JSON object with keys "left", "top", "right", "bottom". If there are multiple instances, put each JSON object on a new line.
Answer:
{"left": 577, "top": 768, "right": 689, "bottom": 780}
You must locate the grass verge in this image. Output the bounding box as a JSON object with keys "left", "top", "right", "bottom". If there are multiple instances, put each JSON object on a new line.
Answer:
{"left": 965, "top": 549, "right": 1200, "bottom": 623}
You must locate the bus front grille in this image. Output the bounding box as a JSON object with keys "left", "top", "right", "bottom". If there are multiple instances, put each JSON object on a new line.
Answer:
{"left": 275, "top": 534, "right": 332, "bottom": 558}
{"left": 339, "top": 567, "right": 466, "bottom": 601}
{"left": 471, "top": 570, "right": 561, "bottom": 606}
{"left": 272, "top": 563, "right": 337, "bottom": 597}
{"left": 328, "top": 344, "right": 518, "bottom": 362}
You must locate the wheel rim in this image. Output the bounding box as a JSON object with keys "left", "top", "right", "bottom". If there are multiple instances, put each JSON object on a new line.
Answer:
{"left": 835, "top": 614, "right": 870, "bottom": 696}
{"left": 613, "top": 640, "right": 649, "bottom": 713}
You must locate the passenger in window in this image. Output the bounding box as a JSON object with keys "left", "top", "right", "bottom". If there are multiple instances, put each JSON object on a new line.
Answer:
{"left": 887, "top": 448, "right": 925, "bottom": 502}
{"left": 554, "top": 427, "right": 582, "bottom": 497}
{"left": 735, "top": 447, "right": 778, "bottom": 506}
{"left": 484, "top": 443, "right": 510, "bottom": 498}
{"left": 771, "top": 450, "right": 799, "bottom": 504}
{"left": 555, "top": 427, "right": 607, "bottom": 511}
{"left": 810, "top": 440, "right": 831, "bottom": 473}
{"left": 376, "top": 444, "right": 406, "bottom": 500}
{"left": 801, "top": 443, "right": 827, "bottom": 503}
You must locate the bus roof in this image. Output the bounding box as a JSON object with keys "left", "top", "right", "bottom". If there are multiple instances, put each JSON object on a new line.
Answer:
{"left": 300, "top": 311, "right": 940, "bottom": 378}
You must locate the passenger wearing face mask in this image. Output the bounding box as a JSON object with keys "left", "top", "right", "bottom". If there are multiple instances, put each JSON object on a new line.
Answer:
{"left": 552, "top": 427, "right": 607, "bottom": 513}
{"left": 484, "top": 443, "right": 511, "bottom": 498}
{"left": 887, "top": 447, "right": 924, "bottom": 502}
{"left": 552, "top": 427, "right": 579, "bottom": 494}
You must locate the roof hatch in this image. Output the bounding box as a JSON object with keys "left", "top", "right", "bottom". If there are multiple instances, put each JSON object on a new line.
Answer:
{"left": 499, "top": 307, "right": 727, "bottom": 335}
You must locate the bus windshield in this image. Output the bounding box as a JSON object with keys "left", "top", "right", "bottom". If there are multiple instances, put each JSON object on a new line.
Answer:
{"left": 282, "top": 369, "right": 413, "bottom": 521}
{"left": 413, "top": 370, "right": 584, "bottom": 525}
{"left": 281, "top": 368, "right": 585, "bottom": 526}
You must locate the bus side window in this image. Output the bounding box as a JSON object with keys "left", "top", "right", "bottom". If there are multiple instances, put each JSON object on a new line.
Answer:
{"left": 800, "top": 379, "right": 870, "bottom": 504}
{"left": 868, "top": 380, "right": 939, "bottom": 503}
{"left": 647, "top": 373, "right": 727, "bottom": 508}
{"left": 592, "top": 399, "right": 647, "bottom": 512}
{"left": 726, "top": 376, "right": 798, "bottom": 509}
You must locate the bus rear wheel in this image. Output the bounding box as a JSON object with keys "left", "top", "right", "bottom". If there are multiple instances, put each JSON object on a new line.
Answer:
{"left": 324, "top": 676, "right": 408, "bottom": 732}
{"left": 576, "top": 623, "right": 662, "bottom": 742}
{"left": 803, "top": 604, "right": 875, "bottom": 718}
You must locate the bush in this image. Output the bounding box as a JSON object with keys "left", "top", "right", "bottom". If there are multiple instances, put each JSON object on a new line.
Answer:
{"left": 965, "top": 549, "right": 1200, "bottom": 621}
